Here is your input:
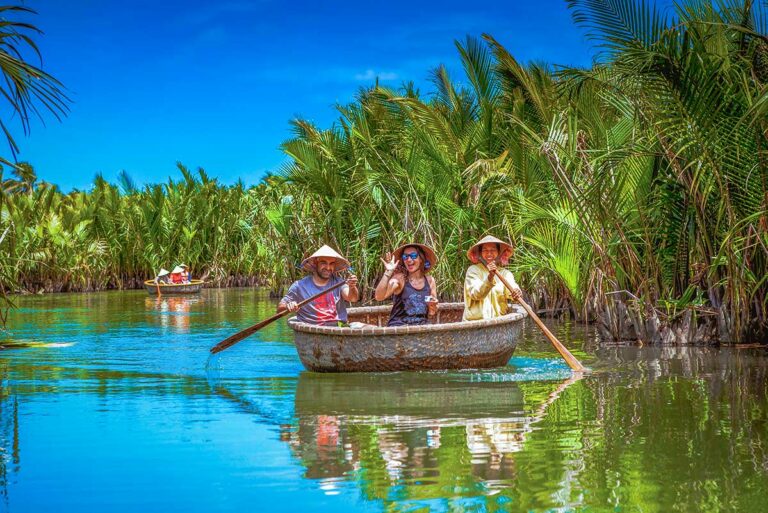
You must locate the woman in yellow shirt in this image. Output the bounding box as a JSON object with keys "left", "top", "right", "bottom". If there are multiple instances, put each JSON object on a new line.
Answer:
{"left": 463, "top": 235, "right": 522, "bottom": 321}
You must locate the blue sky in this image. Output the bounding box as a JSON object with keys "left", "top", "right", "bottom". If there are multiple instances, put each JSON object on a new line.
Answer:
{"left": 8, "top": 1, "right": 640, "bottom": 190}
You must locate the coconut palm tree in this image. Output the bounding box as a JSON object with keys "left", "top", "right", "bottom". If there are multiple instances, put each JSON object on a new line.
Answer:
{"left": 0, "top": 5, "right": 69, "bottom": 163}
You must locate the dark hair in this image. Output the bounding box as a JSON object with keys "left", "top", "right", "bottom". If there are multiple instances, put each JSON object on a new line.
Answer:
{"left": 400, "top": 246, "right": 428, "bottom": 275}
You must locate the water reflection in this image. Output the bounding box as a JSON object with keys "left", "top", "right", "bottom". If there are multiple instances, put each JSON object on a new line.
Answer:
{"left": 1, "top": 290, "right": 767, "bottom": 512}
{"left": 144, "top": 295, "right": 202, "bottom": 332}
{"left": 274, "top": 345, "right": 768, "bottom": 511}
{"left": 282, "top": 372, "right": 581, "bottom": 499}
{"left": 0, "top": 369, "right": 17, "bottom": 509}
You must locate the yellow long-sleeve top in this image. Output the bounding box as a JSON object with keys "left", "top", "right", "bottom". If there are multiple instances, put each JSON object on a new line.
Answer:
{"left": 463, "top": 264, "right": 520, "bottom": 321}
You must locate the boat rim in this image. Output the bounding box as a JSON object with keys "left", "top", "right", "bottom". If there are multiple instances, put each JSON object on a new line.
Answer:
{"left": 289, "top": 302, "right": 527, "bottom": 337}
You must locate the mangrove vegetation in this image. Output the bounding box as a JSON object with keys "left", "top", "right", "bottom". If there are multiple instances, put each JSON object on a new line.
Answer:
{"left": 1, "top": 0, "right": 767, "bottom": 344}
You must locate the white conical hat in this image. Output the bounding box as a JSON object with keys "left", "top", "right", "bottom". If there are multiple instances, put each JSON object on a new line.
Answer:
{"left": 301, "top": 245, "right": 350, "bottom": 272}
{"left": 178, "top": 264, "right": 188, "bottom": 268}
{"left": 171, "top": 266, "right": 185, "bottom": 274}
{"left": 467, "top": 235, "right": 514, "bottom": 264}
{"left": 157, "top": 268, "right": 170, "bottom": 277}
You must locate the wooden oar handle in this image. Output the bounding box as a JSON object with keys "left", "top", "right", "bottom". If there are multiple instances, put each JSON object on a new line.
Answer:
{"left": 210, "top": 279, "right": 347, "bottom": 355}
{"left": 479, "top": 257, "right": 585, "bottom": 372}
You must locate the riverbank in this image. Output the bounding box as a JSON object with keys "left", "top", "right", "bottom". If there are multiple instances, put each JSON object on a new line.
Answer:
{"left": 7, "top": 283, "right": 763, "bottom": 347}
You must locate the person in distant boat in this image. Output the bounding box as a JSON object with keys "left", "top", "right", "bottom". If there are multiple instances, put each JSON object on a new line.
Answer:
{"left": 278, "top": 245, "right": 359, "bottom": 326}
{"left": 155, "top": 268, "right": 171, "bottom": 284}
{"left": 375, "top": 243, "right": 438, "bottom": 326}
{"left": 463, "top": 235, "right": 522, "bottom": 321}
{"left": 179, "top": 264, "right": 190, "bottom": 283}
{"left": 170, "top": 266, "right": 185, "bottom": 284}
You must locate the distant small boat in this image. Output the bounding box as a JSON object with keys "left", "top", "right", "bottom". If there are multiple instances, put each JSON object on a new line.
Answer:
{"left": 143, "top": 279, "right": 204, "bottom": 295}
{"left": 289, "top": 302, "right": 526, "bottom": 372}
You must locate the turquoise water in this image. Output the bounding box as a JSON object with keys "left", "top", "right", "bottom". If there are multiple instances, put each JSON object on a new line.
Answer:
{"left": 1, "top": 289, "right": 767, "bottom": 512}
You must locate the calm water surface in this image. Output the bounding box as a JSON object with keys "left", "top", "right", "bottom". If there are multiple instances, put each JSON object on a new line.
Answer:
{"left": 1, "top": 289, "right": 767, "bottom": 512}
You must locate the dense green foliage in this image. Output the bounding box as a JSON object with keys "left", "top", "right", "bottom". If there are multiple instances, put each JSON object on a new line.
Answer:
{"left": 0, "top": 5, "right": 69, "bottom": 323}
{"left": 1, "top": 0, "right": 767, "bottom": 342}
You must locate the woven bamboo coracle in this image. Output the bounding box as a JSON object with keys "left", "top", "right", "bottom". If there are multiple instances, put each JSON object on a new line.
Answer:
{"left": 289, "top": 302, "right": 527, "bottom": 372}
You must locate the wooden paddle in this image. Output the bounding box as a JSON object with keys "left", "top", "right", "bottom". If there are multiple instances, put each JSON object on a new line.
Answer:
{"left": 210, "top": 279, "right": 347, "bottom": 355}
{"left": 479, "top": 257, "right": 585, "bottom": 372}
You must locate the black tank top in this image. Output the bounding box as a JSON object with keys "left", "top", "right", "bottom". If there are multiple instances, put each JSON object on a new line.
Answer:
{"left": 387, "top": 278, "right": 430, "bottom": 326}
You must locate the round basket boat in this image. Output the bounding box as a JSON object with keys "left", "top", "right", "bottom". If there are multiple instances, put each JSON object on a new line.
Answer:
{"left": 289, "top": 302, "right": 527, "bottom": 372}
{"left": 143, "top": 279, "right": 204, "bottom": 295}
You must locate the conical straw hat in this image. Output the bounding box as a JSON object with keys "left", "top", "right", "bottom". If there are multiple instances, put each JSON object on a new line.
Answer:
{"left": 392, "top": 242, "right": 437, "bottom": 272}
{"left": 178, "top": 264, "right": 188, "bottom": 269}
{"left": 301, "top": 245, "right": 351, "bottom": 272}
{"left": 157, "top": 268, "right": 170, "bottom": 277}
{"left": 171, "top": 266, "right": 185, "bottom": 274}
{"left": 467, "top": 235, "right": 514, "bottom": 264}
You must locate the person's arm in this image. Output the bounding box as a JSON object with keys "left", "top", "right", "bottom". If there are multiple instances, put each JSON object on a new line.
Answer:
{"left": 277, "top": 282, "right": 301, "bottom": 313}
{"left": 502, "top": 270, "right": 523, "bottom": 302}
{"left": 426, "top": 275, "right": 438, "bottom": 317}
{"left": 466, "top": 266, "right": 493, "bottom": 301}
{"left": 375, "top": 273, "right": 404, "bottom": 301}
{"left": 374, "top": 253, "right": 404, "bottom": 301}
{"left": 341, "top": 274, "right": 359, "bottom": 302}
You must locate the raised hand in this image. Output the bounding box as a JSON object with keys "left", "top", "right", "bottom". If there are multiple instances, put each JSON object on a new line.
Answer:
{"left": 381, "top": 252, "right": 398, "bottom": 273}
{"left": 347, "top": 274, "right": 358, "bottom": 288}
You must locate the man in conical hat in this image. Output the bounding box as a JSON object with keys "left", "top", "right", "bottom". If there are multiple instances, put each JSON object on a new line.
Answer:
{"left": 463, "top": 235, "right": 522, "bottom": 321}
{"left": 278, "top": 245, "right": 359, "bottom": 326}
{"left": 155, "top": 268, "right": 170, "bottom": 284}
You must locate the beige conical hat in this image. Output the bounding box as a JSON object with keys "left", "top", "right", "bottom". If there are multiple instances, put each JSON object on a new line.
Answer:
{"left": 467, "top": 235, "right": 514, "bottom": 264}
{"left": 171, "top": 266, "right": 185, "bottom": 274}
{"left": 392, "top": 242, "right": 437, "bottom": 272}
{"left": 301, "top": 245, "right": 351, "bottom": 272}
{"left": 178, "top": 264, "right": 188, "bottom": 269}
{"left": 157, "top": 268, "right": 170, "bottom": 277}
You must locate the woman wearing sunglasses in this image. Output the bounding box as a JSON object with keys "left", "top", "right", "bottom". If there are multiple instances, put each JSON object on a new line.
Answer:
{"left": 374, "top": 243, "right": 439, "bottom": 326}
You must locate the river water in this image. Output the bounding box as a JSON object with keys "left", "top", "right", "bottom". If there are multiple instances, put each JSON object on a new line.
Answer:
{"left": 0, "top": 289, "right": 766, "bottom": 512}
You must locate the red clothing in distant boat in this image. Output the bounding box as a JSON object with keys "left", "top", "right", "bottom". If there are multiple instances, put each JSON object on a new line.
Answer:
{"left": 170, "top": 273, "right": 183, "bottom": 284}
